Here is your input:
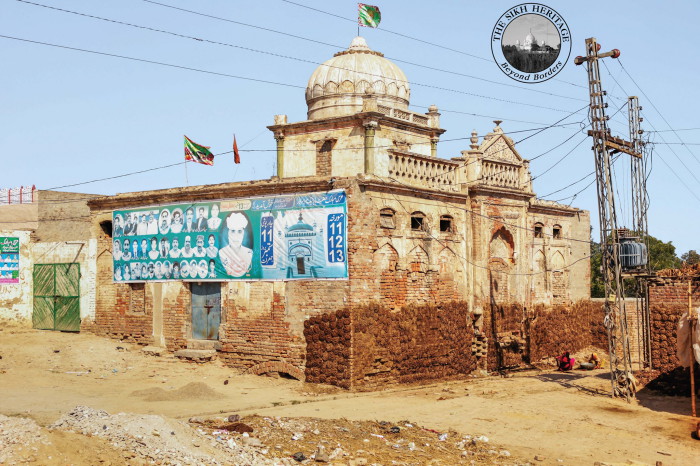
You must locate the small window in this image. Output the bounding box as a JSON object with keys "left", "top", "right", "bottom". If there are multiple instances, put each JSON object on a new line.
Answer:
{"left": 411, "top": 212, "right": 426, "bottom": 231}
{"left": 379, "top": 208, "right": 396, "bottom": 229}
{"left": 100, "top": 220, "right": 113, "bottom": 237}
{"left": 439, "top": 215, "right": 453, "bottom": 233}
{"left": 534, "top": 223, "right": 543, "bottom": 239}
{"left": 553, "top": 225, "right": 562, "bottom": 239}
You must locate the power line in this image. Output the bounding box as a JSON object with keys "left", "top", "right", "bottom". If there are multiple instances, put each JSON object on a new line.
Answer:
{"left": 539, "top": 171, "right": 595, "bottom": 198}
{"left": 21, "top": 121, "right": 582, "bottom": 196}
{"left": 618, "top": 59, "right": 700, "bottom": 167}
{"left": 0, "top": 34, "right": 305, "bottom": 89}
{"left": 530, "top": 136, "right": 589, "bottom": 181}
{"left": 13, "top": 0, "right": 580, "bottom": 114}
{"left": 280, "top": 0, "right": 595, "bottom": 93}
{"left": 648, "top": 128, "right": 700, "bottom": 133}
{"left": 140, "top": 0, "right": 587, "bottom": 103}
{"left": 383, "top": 182, "right": 593, "bottom": 276}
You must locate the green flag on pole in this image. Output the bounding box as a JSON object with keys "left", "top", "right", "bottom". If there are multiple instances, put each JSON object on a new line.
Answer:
{"left": 358, "top": 3, "right": 381, "bottom": 28}
{"left": 184, "top": 135, "right": 215, "bottom": 166}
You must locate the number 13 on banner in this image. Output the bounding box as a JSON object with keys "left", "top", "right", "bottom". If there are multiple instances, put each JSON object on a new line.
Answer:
{"left": 327, "top": 213, "right": 346, "bottom": 263}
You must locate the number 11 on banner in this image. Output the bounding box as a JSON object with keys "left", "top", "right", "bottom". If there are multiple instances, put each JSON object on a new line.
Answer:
{"left": 327, "top": 213, "right": 345, "bottom": 263}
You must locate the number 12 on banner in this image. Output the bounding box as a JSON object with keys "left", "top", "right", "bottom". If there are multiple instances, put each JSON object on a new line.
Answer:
{"left": 327, "top": 213, "right": 346, "bottom": 263}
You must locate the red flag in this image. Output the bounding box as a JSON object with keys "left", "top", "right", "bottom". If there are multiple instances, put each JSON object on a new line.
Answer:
{"left": 233, "top": 134, "right": 240, "bottom": 164}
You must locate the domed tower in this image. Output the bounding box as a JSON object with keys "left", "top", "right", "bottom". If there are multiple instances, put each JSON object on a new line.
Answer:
{"left": 268, "top": 37, "right": 445, "bottom": 181}
{"left": 306, "top": 37, "right": 410, "bottom": 120}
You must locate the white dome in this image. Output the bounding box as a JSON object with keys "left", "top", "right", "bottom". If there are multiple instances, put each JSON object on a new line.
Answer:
{"left": 305, "top": 37, "right": 410, "bottom": 120}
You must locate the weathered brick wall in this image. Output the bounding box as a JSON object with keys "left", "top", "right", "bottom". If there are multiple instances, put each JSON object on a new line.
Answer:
{"left": 87, "top": 219, "right": 154, "bottom": 344}
{"left": 220, "top": 290, "right": 306, "bottom": 377}
{"left": 305, "top": 302, "right": 476, "bottom": 389}
{"left": 36, "top": 191, "right": 100, "bottom": 242}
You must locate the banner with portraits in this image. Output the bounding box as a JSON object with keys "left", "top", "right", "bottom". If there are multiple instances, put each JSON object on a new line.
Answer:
{"left": 112, "top": 190, "right": 348, "bottom": 282}
{"left": 0, "top": 237, "right": 20, "bottom": 284}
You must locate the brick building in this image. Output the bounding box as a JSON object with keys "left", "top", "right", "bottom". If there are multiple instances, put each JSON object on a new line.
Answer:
{"left": 0, "top": 188, "right": 100, "bottom": 328}
{"left": 86, "top": 37, "right": 591, "bottom": 385}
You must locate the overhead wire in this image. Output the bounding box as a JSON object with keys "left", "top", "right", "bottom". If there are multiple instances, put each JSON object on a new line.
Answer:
{"left": 12, "top": 0, "right": 580, "bottom": 114}
{"left": 618, "top": 59, "right": 700, "bottom": 167}
{"left": 139, "top": 0, "right": 587, "bottom": 103}
{"left": 385, "top": 188, "right": 593, "bottom": 276}
{"left": 279, "top": 0, "right": 591, "bottom": 93}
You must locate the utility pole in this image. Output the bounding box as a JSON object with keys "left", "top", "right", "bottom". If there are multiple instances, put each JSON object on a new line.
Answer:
{"left": 575, "top": 38, "right": 639, "bottom": 401}
{"left": 628, "top": 96, "right": 653, "bottom": 369}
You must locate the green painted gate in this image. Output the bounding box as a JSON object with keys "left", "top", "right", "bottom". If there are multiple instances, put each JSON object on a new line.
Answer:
{"left": 33, "top": 263, "right": 81, "bottom": 332}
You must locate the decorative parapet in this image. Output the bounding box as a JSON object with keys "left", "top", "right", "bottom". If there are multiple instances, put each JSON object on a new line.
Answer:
{"left": 377, "top": 105, "right": 432, "bottom": 127}
{"left": 480, "top": 159, "right": 522, "bottom": 189}
{"left": 388, "top": 150, "right": 460, "bottom": 191}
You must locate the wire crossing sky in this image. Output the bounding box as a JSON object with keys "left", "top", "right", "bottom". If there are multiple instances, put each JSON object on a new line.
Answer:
{"left": 2, "top": 0, "right": 699, "bottom": 254}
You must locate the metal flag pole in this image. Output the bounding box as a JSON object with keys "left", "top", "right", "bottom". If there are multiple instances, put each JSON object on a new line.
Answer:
{"left": 185, "top": 160, "right": 190, "bottom": 186}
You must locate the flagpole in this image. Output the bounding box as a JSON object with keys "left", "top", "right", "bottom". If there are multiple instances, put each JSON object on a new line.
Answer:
{"left": 184, "top": 160, "right": 189, "bottom": 186}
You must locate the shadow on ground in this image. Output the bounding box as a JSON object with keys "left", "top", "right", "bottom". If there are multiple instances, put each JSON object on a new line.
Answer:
{"left": 530, "top": 371, "right": 610, "bottom": 397}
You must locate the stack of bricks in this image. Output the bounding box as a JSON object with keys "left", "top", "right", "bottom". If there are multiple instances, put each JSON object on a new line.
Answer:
{"left": 303, "top": 308, "right": 352, "bottom": 388}
{"left": 304, "top": 302, "right": 476, "bottom": 389}
{"left": 528, "top": 301, "right": 606, "bottom": 362}
{"left": 482, "top": 300, "right": 606, "bottom": 370}
{"left": 645, "top": 276, "right": 700, "bottom": 396}
{"left": 648, "top": 277, "right": 700, "bottom": 372}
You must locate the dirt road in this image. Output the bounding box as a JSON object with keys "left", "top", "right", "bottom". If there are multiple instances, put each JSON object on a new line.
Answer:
{"left": 0, "top": 325, "right": 697, "bottom": 465}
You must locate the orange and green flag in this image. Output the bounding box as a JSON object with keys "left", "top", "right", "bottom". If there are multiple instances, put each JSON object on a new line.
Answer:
{"left": 358, "top": 3, "right": 381, "bottom": 28}
{"left": 184, "top": 135, "right": 214, "bottom": 166}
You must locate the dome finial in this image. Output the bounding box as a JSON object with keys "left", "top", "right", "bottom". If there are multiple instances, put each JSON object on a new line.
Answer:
{"left": 349, "top": 36, "right": 371, "bottom": 51}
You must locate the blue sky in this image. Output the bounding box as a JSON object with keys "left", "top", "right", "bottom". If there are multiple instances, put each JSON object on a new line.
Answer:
{"left": 2, "top": 0, "right": 699, "bottom": 255}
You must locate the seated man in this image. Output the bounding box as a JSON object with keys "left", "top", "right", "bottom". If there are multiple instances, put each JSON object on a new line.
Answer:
{"left": 556, "top": 352, "right": 575, "bottom": 371}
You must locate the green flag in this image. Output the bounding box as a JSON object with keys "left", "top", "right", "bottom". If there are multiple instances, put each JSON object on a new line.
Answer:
{"left": 358, "top": 3, "right": 381, "bottom": 28}
{"left": 184, "top": 135, "right": 214, "bottom": 166}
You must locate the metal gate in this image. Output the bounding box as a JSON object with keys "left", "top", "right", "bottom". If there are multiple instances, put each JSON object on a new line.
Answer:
{"left": 191, "top": 282, "right": 221, "bottom": 340}
{"left": 33, "top": 263, "right": 81, "bottom": 332}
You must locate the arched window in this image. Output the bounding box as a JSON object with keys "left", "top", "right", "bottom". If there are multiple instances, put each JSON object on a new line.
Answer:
{"left": 439, "top": 215, "right": 454, "bottom": 233}
{"left": 379, "top": 208, "right": 396, "bottom": 229}
{"left": 410, "top": 211, "right": 426, "bottom": 231}
{"left": 552, "top": 224, "right": 562, "bottom": 239}
{"left": 533, "top": 222, "right": 544, "bottom": 239}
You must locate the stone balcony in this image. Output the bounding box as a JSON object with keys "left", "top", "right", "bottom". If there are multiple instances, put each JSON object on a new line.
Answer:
{"left": 387, "top": 150, "right": 460, "bottom": 192}
{"left": 377, "top": 104, "right": 433, "bottom": 127}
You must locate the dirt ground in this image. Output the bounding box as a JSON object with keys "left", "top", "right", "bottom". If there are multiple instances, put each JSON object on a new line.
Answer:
{"left": 0, "top": 325, "right": 698, "bottom": 465}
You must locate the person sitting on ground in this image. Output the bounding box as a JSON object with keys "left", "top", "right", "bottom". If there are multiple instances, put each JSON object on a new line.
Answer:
{"left": 589, "top": 352, "right": 602, "bottom": 369}
{"left": 556, "top": 351, "right": 575, "bottom": 371}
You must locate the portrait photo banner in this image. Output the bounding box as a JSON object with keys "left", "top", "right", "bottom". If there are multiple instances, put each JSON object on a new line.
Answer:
{"left": 0, "top": 236, "right": 20, "bottom": 284}
{"left": 111, "top": 190, "right": 348, "bottom": 282}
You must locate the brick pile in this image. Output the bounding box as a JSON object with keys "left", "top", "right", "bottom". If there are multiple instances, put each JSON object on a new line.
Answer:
{"left": 529, "top": 301, "right": 607, "bottom": 362}
{"left": 649, "top": 303, "right": 687, "bottom": 370}
{"left": 304, "top": 302, "right": 476, "bottom": 389}
{"left": 638, "top": 277, "right": 700, "bottom": 396}
{"left": 303, "top": 308, "right": 352, "bottom": 388}
{"left": 483, "top": 301, "right": 606, "bottom": 370}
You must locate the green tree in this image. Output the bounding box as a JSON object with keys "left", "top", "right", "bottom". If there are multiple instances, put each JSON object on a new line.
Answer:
{"left": 590, "top": 240, "right": 605, "bottom": 298}
{"left": 646, "top": 235, "right": 681, "bottom": 270}
{"left": 681, "top": 249, "right": 700, "bottom": 265}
